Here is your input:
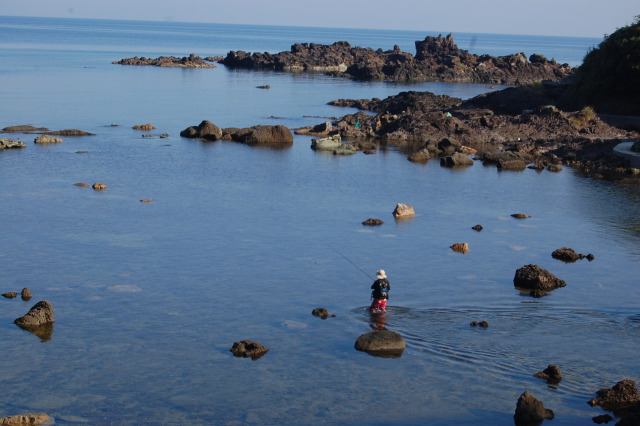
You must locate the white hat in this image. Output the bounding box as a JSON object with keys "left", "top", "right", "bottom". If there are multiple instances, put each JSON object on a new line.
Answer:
{"left": 376, "top": 270, "right": 386, "bottom": 279}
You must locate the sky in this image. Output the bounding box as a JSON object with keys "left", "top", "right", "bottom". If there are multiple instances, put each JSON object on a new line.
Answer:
{"left": 1, "top": 0, "right": 638, "bottom": 38}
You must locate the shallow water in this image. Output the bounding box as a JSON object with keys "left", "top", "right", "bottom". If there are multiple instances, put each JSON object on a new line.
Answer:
{"left": 0, "top": 16, "right": 638, "bottom": 425}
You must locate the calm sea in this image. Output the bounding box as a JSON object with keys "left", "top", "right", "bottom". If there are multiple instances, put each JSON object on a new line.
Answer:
{"left": 0, "top": 16, "right": 638, "bottom": 426}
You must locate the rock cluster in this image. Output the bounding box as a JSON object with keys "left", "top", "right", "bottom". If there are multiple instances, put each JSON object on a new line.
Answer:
{"left": 113, "top": 53, "right": 216, "bottom": 68}
{"left": 551, "top": 247, "right": 594, "bottom": 262}
{"left": 180, "top": 120, "right": 293, "bottom": 148}
{"left": 221, "top": 35, "right": 572, "bottom": 85}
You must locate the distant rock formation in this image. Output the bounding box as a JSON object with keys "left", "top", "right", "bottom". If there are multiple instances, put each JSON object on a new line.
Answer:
{"left": 221, "top": 34, "right": 573, "bottom": 85}
{"left": 113, "top": 53, "right": 216, "bottom": 68}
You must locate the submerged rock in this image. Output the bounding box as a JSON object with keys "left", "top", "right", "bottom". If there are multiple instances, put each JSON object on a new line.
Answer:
{"left": 511, "top": 213, "right": 531, "bottom": 219}
{"left": 471, "top": 224, "right": 483, "bottom": 231}
{"left": 362, "top": 218, "right": 384, "bottom": 226}
{"left": 470, "top": 321, "right": 489, "bottom": 327}
{"left": 514, "top": 391, "right": 554, "bottom": 425}
{"left": 534, "top": 364, "right": 563, "bottom": 384}
{"left": 230, "top": 340, "right": 269, "bottom": 360}
{"left": 513, "top": 264, "right": 566, "bottom": 292}
{"left": 311, "top": 308, "right": 330, "bottom": 319}
{"left": 92, "top": 182, "right": 107, "bottom": 190}
{"left": 355, "top": 329, "right": 405, "bottom": 357}
{"left": 34, "top": 135, "right": 63, "bottom": 144}
{"left": 2, "top": 292, "right": 18, "bottom": 299}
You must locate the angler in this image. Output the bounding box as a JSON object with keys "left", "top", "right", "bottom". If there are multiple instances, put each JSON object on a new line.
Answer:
{"left": 370, "top": 270, "right": 391, "bottom": 313}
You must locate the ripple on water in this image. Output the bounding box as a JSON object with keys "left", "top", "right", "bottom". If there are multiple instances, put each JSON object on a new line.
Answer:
{"left": 350, "top": 305, "right": 639, "bottom": 397}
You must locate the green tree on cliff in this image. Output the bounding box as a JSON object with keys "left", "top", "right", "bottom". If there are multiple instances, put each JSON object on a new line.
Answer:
{"left": 571, "top": 16, "right": 640, "bottom": 115}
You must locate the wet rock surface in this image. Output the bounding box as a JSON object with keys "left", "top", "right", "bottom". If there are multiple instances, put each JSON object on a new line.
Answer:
{"left": 362, "top": 218, "right": 384, "bottom": 226}
{"left": 221, "top": 34, "right": 572, "bottom": 85}
{"left": 14, "top": 300, "right": 55, "bottom": 328}
{"left": 393, "top": 203, "right": 414, "bottom": 218}
{"left": 0, "top": 138, "right": 27, "bottom": 149}
{"left": 588, "top": 380, "right": 640, "bottom": 425}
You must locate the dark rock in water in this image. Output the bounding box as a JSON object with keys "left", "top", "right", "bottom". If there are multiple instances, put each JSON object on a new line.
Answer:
{"left": 592, "top": 414, "right": 614, "bottom": 424}
{"left": 586, "top": 253, "right": 595, "bottom": 261}
{"left": 0, "top": 413, "right": 53, "bottom": 426}
{"left": 514, "top": 391, "right": 554, "bottom": 425}
{"left": 534, "top": 364, "right": 563, "bottom": 383}
{"left": 230, "top": 340, "right": 269, "bottom": 360}
{"left": 362, "top": 218, "right": 384, "bottom": 226}
{"left": 514, "top": 264, "right": 566, "bottom": 292}
{"left": 2, "top": 125, "right": 49, "bottom": 133}
{"left": 588, "top": 380, "right": 640, "bottom": 411}
{"left": 551, "top": 247, "right": 585, "bottom": 262}
{"left": 547, "top": 164, "right": 563, "bottom": 172}
{"left": 21, "top": 288, "right": 32, "bottom": 301}
{"left": 312, "top": 308, "right": 330, "bottom": 319}
{"left": 497, "top": 159, "right": 527, "bottom": 171}
{"left": 181, "top": 121, "right": 293, "bottom": 147}
{"left": 355, "top": 329, "right": 405, "bottom": 357}
{"left": 470, "top": 321, "right": 489, "bottom": 328}
{"left": 472, "top": 224, "right": 483, "bottom": 231}
{"left": 2, "top": 292, "right": 18, "bottom": 299}
{"left": 511, "top": 213, "right": 531, "bottom": 219}
{"left": 14, "top": 300, "right": 55, "bottom": 327}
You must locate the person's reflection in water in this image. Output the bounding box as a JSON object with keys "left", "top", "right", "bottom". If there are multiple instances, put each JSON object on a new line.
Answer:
{"left": 369, "top": 310, "right": 387, "bottom": 332}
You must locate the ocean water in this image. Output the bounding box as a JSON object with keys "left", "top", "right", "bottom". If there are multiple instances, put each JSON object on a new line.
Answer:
{"left": 0, "top": 16, "right": 638, "bottom": 426}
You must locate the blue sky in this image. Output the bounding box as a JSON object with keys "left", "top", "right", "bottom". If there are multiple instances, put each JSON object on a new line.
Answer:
{"left": 2, "top": 0, "right": 638, "bottom": 37}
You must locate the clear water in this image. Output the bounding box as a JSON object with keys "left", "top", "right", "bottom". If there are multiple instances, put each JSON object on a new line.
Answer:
{"left": 0, "top": 16, "right": 637, "bottom": 426}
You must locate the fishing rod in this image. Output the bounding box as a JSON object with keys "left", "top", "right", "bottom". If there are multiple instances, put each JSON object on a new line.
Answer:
{"left": 326, "top": 243, "right": 374, "bottom": 280}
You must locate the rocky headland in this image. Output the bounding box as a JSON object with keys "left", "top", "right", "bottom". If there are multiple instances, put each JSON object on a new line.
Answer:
{"left": 221, "top": 34, "right": 572, "bottom": 85}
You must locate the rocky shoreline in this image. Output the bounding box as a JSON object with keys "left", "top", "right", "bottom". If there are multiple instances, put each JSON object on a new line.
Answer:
{"left": 296, "top": 83, "right": 640, "bottom": 183}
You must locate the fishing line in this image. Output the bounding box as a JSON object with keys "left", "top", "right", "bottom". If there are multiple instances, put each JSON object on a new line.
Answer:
{"left": 326, "top": 243, "right": 374, "bottom": 280}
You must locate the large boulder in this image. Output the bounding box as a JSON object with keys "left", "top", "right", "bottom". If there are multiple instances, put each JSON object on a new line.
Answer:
{"left": 355, "top": 329, "right": 405, "bottom": 357}
{"left": 234, "top": 125, "right": 293, "bottom": 147}
{"left": 14, "top": 300, "right": 55, "bottom": 328}
{"left": 513, "top": 264, "right": 566, "bottom": 291}
{"left": 514, "top": 391, "right": 554, "bottom": 425}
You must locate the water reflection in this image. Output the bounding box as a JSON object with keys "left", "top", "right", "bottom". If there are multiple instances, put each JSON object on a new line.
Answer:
{"left": 15, "top": 323, "right": 54, "bottom": 342}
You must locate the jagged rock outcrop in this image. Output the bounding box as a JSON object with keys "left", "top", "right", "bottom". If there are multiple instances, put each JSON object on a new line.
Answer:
{"left": 221, "top": 34, "right": 572, "bottom": 85}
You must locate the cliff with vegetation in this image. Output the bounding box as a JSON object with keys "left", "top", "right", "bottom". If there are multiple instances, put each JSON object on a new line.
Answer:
{"left": 570, "top": 16, "right": 640, "bottom": 115}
